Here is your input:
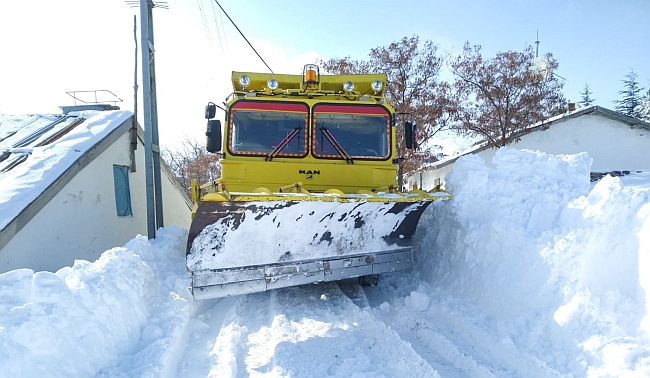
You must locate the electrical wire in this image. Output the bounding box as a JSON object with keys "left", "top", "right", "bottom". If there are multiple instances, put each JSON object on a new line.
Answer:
{"left": 213, "top": 0, "right": 274, "bottom": 74}
{"left": 208, "top": 0, "right": 226, "bottom": 54}
{"left": 217, "top": 6, "right": 229, "bottom": 51}
{"left": 196, "top": 0, "right": 214, "bottom": 47}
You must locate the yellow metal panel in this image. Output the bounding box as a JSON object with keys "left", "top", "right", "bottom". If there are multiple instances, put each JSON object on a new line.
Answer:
{"left": 203, "top": 192, "right": 229, "bottom": 202}
{"left": 231, "top": 71, "right": 387, "bottom": 97}
{"left": 220, "top": 157, "right": 397, "bottom": 193}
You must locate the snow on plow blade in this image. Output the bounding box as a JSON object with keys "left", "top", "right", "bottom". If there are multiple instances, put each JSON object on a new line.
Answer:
{"left": 186, "top": 198, "right": 433, "bottom": 300}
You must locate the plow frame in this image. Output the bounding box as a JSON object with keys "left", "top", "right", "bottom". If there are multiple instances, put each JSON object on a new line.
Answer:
{"left": 190, "top": 247, "right": 413, "bottom": 300}
{"left": 186, "top": 184, "right": 451, "bottom": 300}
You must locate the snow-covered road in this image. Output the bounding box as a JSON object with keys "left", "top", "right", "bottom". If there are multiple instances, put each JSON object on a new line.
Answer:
{"left": 147, "top": 270, "right": 573, "bottom": 378}
{"left": 174, "top": 275, "right": 561, "bottom": 378}
{"left": 2, "top": 147, "right": 650, "bottom": 377}
{"left": 179, "top": 282, "right": 438, "bottom": 377}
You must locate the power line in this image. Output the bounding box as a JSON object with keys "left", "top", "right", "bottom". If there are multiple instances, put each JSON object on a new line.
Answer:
{"left": 196, "top": 0, "right": 214, "bottom": 47}
{"left": 213, "top": 0, "right": 273, "bottom": 74}
{"left": 209, "top": 0, "right": 227, "bottom": 54}
{"left": 217, "top": 8, "right": 229, "bottom": 52}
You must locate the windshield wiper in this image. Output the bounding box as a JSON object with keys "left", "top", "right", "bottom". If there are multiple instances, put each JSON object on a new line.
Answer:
{"left": 320, "top": 126, "right": 354, "bottom": 164}
{"left": 266, "top": 126, "right": 302, "bottom": 161}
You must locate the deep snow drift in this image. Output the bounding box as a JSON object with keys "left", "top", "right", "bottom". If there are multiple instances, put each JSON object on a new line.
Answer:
{"left": 417, "top": 149, "right": 650, "bottom": 376}
{"left": 1, "top": 147, "right": 649, "bottom": 377}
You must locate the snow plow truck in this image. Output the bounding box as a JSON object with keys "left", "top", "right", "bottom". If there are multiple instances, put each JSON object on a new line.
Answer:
{"left": 186, "top": 64, "right": 450, "bottom": 300}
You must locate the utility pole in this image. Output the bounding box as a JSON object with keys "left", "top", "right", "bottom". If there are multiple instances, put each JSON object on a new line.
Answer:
{"left": 139, "top": 0, "right": 166, "bottom": 238}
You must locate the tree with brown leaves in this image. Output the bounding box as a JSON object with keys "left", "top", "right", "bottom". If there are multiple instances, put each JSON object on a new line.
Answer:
{"left": 162, "top": 136, "right": 221, "bottom": 197}
{"left": 449, "top": 43, "right": 565, "bottom": 147}
{"left": 321, "top": 35, "right": 450, "bottom": 189}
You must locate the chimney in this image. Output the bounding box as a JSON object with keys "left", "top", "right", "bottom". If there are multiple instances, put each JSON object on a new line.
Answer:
{"left": 567, "top": 102, "right": 576, "bottom": 112}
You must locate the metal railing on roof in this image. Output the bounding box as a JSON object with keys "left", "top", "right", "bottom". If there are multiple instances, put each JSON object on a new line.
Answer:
{"left": 61, "top": 90, "right": 123, "bottom": 114}
{"left": 66, "top": 90, "right": 123, "bottom": 106}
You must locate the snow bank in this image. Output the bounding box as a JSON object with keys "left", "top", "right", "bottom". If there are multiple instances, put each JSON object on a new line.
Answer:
{"left": 419, "top": 148, "right": 592, "bottom": 316}
{"left": 416, "top": 147, "right": 650, "bottom": 376}
{"left": 0, "top": 226, "right": 194, "bottom": 378}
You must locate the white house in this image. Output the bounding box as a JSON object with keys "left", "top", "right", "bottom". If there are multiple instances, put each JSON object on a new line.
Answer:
{"left": 407, "top": 106, "right": 650, "bottom": 190}
{"left": 0, "top": 107, "right": 192, "bottom": 274}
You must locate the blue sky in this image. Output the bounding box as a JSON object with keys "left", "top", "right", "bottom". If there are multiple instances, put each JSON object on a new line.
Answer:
{"left": 220, "top": 0, "right": 649, "bottom": 104}
{"left": 0, "top": 0, "right": 648, "bottom": 148}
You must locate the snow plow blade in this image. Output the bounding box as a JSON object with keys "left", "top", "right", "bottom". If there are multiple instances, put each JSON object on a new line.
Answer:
{"left": 186, "top": 195, "right": 444, "bottom": 300}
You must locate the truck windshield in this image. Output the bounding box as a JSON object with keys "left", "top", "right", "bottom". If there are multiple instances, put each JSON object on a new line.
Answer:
{"left": 228, "top": 102, "right": 308, "bottom": 157}
{"left": 312, "top": 104, "right": 390, "bottom": 160}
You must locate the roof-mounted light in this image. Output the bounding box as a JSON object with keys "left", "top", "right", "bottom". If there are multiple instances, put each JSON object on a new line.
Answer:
{"left": 238, "top": 75, "right": 251, "bottom": 89}
{"left": 343, "top": 81, "right": 355, "bottom": 92}
{"left": 302, "top": 64, "right": 320, "bottom": 85}
{"left": 371, "top": 80, "right": 383, "bottom": 92}
{"left": 267, "top": 78, "right": 279, "bottom": 91}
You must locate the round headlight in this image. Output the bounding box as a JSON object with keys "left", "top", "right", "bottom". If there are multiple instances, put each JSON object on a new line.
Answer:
{"left": 239, "top": 75, "right": 251, "bottom": 88}
{"left": 371, "top": 80, "right": 383, "bottom": 92}
{"left": 343, "top": 81, "right": 355, "bottom": 92}
{"left": 267, "top": 78, "right": 279, "bottom": 91}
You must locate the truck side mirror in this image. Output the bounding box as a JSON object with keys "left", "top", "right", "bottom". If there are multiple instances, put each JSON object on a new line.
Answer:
{"left": 206, "top": 120, "right": 222, "bottom": 153}
{"left": 404, "top": 121, "right": 417, "bottom": 150}
{"left": 205, "top": 102, "right": 217, "bottom": 120}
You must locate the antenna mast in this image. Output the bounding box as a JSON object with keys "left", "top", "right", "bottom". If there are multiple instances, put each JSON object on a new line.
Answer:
{"left": 535, "top": 30, "right": 540, "bottom": 58}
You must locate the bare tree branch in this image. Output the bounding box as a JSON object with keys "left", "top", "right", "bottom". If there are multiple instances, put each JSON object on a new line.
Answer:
{"left": 320, "top": 36, "right": 450, "bottom": 188}
{"left": 161, "top": 136, "right": 221, "bottom": 197}
{"left": 450, "top": 43, "right": 565, "bottom": 147}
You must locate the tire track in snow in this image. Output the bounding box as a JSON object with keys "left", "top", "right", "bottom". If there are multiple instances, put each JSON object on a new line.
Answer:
{"left": 344, "top": 281, "right": 496, "bottom": 378}
{"left": 174, "top": 296, "right": 240, "bottom": 377}
{"left": 421, "top": 305, "right": 566, "bottom": 378}
{"left": 199, "top": 282, "right": 439, "bottom": 377}
{"left": 364, "top": 274, "right": 566, "bottom": 378}
{"left": 172, "top": 278, "right": 564, "bottom": 378}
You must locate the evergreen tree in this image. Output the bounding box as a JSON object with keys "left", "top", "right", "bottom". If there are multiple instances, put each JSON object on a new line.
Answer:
{"left": 614, "top": 69, "right": 644, "bottom": 117}
{"left": 579, "top": 83, "right": 595, "bottom": 107}
{"left": 640, "top": 87, "right": 650, "bottom": 122}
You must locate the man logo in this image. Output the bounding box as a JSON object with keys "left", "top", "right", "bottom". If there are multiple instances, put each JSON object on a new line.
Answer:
{"left": 299, "top": 169, "right": 320, "bottom": 180}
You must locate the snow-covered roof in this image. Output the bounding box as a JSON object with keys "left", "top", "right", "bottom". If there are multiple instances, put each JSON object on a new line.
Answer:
{"left": 0, "top": 110, "right": 134, "bottom": 245}
{"left": 418, "top": 105, "right": 650, "bottom": 172}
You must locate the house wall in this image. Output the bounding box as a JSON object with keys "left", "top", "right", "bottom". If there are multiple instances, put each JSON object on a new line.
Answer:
{"left": 160, "top": 163, "right": 193, "bottom": 231}
{"left": 408, "top": 114, "right": 650, "bottom": 191}
{"left": 1, "top": 131, "right": 191, "bottom": 273}
{"left": 507, "top": 114, "right": 650, "bottom": 171}
{"left": 406, "top": 164, "right": 454, "bottom": 191}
